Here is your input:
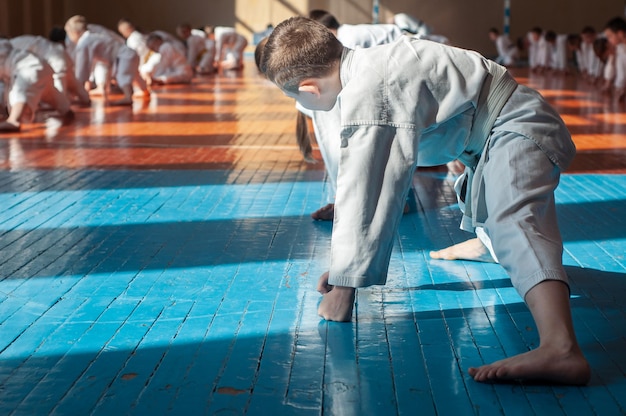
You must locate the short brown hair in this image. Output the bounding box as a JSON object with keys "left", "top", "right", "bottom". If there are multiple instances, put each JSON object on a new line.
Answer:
{"left": 65, "top": 15, "right": 87, "bottom": 35}
{"left": 260, "top": 16, "right": 343, "bottom": 93}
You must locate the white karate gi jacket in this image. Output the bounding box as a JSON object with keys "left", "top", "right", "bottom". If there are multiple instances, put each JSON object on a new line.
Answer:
{"left": 0, "top": 40, "right": 69, "bottom": 114}
{"left": 302, "top": 24, "right": 405, "bottom": 202}
{"left": 328, "top": 38, "right": 575, "bottom": 291}
{"left": 494, "top": 34, "right": 518, "bottom": 66}
{"left": 74, "top": 31, "right": 141, "bottom": 90}
{"left": 213, "top": 27, "right": 247, "bottom": 69}
{"left": 141, "top": 42, "right": 192, "bottom": 84}
{"left": 126, "top": 30, "right": 151, "bottom": 63}
{"left": 613, "top": 43, "right": 626, "bottom": 90}
{"left": 9, "top": 35, "right": 74, "bottom": 94}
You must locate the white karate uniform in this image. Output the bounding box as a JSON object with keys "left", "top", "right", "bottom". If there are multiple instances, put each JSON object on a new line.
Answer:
{"left": 327, "top": 38, "right": 575, "bottom": 301}
{"left": 586, "top": 43, "right": 604, "bottom": 79}
{"left": 152, "top": 31, "right": 186, "bottom": 56}
{"left": 183, "top": 33, "right": 208, "bottom": 69}
{"left": 549, "top": 34, "right": 569, "bottom": 71}
{"left": 526, "top": 31, "right": 546, "bottom": 70}
{"left": 73, "top": 31, "right": 145, "bottom": 93}
{"left": 78, "top": 24, "right": 125, "bottom": 89}
{"left": 0, "top": 40, "right": 70, "bottom": 116}
{"left": 140, "top": 42, "right": 192, "bottom": 84}
{"left": 336, "top": 24, "right": 403, "bottom": 49}
{"left": 393, "top": 13, "right": 432, "bottom": 37}
{"left": 535, "top": 37, "right": 551, "bottom": 69}
{"left": 125, "top": 30, "right": 151, "bottom": 64}
{"left": 493, "top": 34, "right": 519, "bottom": 66}
{"left": 213, "top": 27, "right": 247, "bottom": 69}
{"left": 613, "top": 43, "right": 626, "bottom": 90}
{"left": 603, "top": 54, "right": 615, "bottom": 84}
{"left": 9, "top": 34, "right": 88, "bottom": 103}
{"left": 304, "top": 24, "right": 405, "bottom": 202}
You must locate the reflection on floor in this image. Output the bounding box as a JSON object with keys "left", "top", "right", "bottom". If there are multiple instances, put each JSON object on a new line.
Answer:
{"left": 0, "top": 61, "right": 625, "bottom": 415}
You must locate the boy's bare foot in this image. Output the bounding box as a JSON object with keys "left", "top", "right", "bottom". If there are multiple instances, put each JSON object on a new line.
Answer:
{"left": 0, "top": 120, "right": 21, "bottom": 132}
{"left": 469, "top": 344, "right": 591, "bottom": 385}
{"left": 447, "top": 160, "right": 465, "bottom": 175}
{"left": 89, "top": 86, "right": 105, "bottom": 96}
{"left": 311, "top": 203, "right": 334, "bottom": 221}
{"left": 316, "top": 272, "right": 355, "bottom": 322}
{"left": 429, "top": 238, "right": 495, "bottom": 262}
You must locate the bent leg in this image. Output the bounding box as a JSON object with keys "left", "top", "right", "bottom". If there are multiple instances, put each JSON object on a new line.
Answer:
{"left": 469, "top": 131, "right": 588, "bottom": 384}
{"left": 469, "top": 280, "right": 590, "bottom": 384}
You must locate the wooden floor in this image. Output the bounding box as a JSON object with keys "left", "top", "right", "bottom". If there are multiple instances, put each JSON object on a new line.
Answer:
{"left": 0, "top": 59, "right": 625, "bottom": 416}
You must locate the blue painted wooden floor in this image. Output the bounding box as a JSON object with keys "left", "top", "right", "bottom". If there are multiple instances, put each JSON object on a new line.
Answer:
{"left": 0, "top": 167, "right": 624, "bottom": 415}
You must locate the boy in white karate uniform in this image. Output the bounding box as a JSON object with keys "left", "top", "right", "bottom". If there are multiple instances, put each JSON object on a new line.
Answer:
{"left": 204, "top": 26, "right": 247, "bottom": 71}
{"left": 141, "top": 33, "right": 193, "bottom": 85}
{"left": 10, "top": 34, "right": 90, "bottom": 105}
{"left": 64, "top": 15, "right": 149, "bottom": 106}
{"left": 488, "top": 27, "right": 519, "bottom": 67}
{"left": 526, "top": 27, "right": 547, "bottom": 72}
{"left": 176, "top": 23, "right": 215, "bottom": 74}
{"left": 604, "top": 17, "right": 626, "bottom": 101}
{"left": 117, "top": 18, "right": 151, "bottom": 65}
{"left": 118, "top": 18, "right": 187, "bottom": 66}
{"left": 261, "top": 16, "right": 590, "bottom": 386}
{"left": 544, "top": 31, "right": 570, "bottom": 73}
{"left": 0, "top": 40, "right": 73, "bottom": 132}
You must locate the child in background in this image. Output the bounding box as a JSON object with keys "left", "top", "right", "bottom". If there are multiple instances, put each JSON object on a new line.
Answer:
{"left": 594, "top": 37, "right": 615, "bottom": 93}
{"left": 141, "top": 33, "right": 193, "bottom": 85}
{"left": 176, "top": 23, "right": 215, "bottom": 74}
{"left": 10, "top": 34, "right": 91, "bottom": 106}
{"left": 0, "top": 40, "right": 74, "bottom": 132}
{"left": 543, "top": 31, "right": 570, "bottom": 73}
{"left": 488, "top": 27, "right": 519, "bottom": 67}
{"left": 604, "top": 17, "right": 626, "bottom": 101}
{"left": 204, "top": 25, "right": 247, "bottom": 71}
{"left": 64, "top": 15, "right": 149, "bottom": 106}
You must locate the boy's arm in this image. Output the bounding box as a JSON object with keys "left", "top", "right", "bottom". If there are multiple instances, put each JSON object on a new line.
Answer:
{"left": 328, "top": 125, "right": 416, "bottom": 288}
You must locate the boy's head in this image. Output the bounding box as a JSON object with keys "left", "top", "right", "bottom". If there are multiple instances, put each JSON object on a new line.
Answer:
{"left": 530, "top": 27, "right": 542, "bottom": 42}
{"left": 204, "top": 25, "right": 216, "bottom": 39}
{"left": 308, "top": 9, "right": 340, "bottom": 32}
{"left": 567, "top": 33, "right": 581, "bottom": 50}
{"left": 176, "top": 23, "right": 192, "bottom": 40}
{"left": 260, "top": 16, "right": 343, "bottom": 95}
{"left": 64, "top": 15, "right": 87, "bottom": 43}
{"left": 604, "top": 17, "right": 626, "bottom": 46}
{"left": 581, "top": 25, "right": 596, "bottom": 44}
{"left": 49, "top": 26, "right": 67, "bottom": 44}
{"left": 117, "top": 18, "right": 135, "bottom": 39}
{"left": 544, "top": 30, "right": 557, "bottom": 44}
{"left": 146, "top": 33, "right": 164, "bottom": 52}
{"left": 488, "top": 27, "right": 499, "bottom": 41}
{"left": 593, "top": 37, "right": 612, "bottom": 61}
